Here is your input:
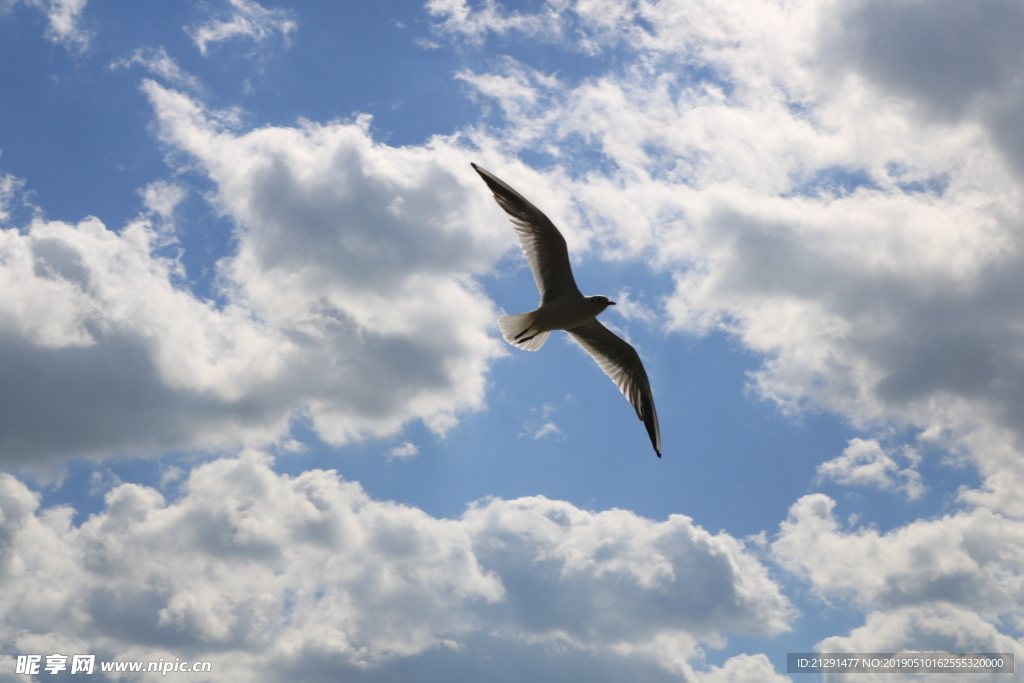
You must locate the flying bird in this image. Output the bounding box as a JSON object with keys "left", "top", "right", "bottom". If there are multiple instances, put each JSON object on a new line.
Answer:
{"left": 473, "top": 163, "right": 662, "bottom": 457}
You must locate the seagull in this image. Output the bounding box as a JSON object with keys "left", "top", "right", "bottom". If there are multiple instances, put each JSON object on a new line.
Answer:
{"left": 473, "top": 163, "right": 662, "bottom": 457}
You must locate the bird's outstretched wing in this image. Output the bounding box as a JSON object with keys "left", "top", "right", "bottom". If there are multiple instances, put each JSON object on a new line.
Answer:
{"left": 472, "top": 163, "right": 581, "bottom": 304}
{"left": 567, "top": 318, "right": 662, "bottom": 457}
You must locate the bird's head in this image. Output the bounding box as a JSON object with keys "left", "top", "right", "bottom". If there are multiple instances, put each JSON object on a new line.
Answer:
{"left": 590, "top": 295, "right": 617, "bottom": 313}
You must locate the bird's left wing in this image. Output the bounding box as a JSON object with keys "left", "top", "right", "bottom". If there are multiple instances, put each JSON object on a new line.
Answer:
{"left": 567, "top": 318, "right": 662, "bottom": 457}
{"left": 472, "top": 163, "right": 581, "bottom": 303}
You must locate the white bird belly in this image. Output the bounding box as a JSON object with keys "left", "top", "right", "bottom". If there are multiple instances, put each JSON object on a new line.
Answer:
{"left": 534, "top": 295, "right": 598, "bottom": 332}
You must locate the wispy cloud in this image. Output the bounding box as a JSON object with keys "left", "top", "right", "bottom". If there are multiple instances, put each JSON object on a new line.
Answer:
{"left": 3, "top": 0, "right": 90, "bottom": 51}
{"left": 40, "top": 0, "right": 88, "bottom": 49}
{"left": 612, "top": 288, "right": 659, "bottom": 326}
{"left": 426, "top": 0, "right": 568, "bottom": 45}
{"left": 110, "top": 47, "right": 204, "bottom": 93}
{"left": 520, "top": 401, "right": 564, "bottom": 441}
{"left": 0, "top": 172, "right": 26, "bottom": 223}
{"left": 187, "top": 0, "right": 296, "bottom": 56}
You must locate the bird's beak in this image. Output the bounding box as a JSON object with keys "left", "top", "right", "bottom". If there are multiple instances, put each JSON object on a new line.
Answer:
{"left": 609, "top": 301, "right": 617, "bottom": 305}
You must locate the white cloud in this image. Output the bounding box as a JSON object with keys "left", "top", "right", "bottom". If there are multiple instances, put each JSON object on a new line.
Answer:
{"left": 187, "top": 0, "right": 297, "bottom": 56}
{"left": 815, "top": 606, "right": 1020, "bottom": 683}
{"left": 26, "top": 0, "right": 89, "bottom": 50}
{"left": 138, "top": 179, "right": 188, "bottom": 221}
{"left": 529, "top": 421, "right": 559, "bottom": 440}
{"left": 87, "top": 468, "right": 122, "bottom": 496}
{"left": 426, "top": 0, "right": 569, "bottom": 44}
{"left": 413, "top": 37, "right": 442, "bottom": 50}
{"left": 613, "top": 288, "right": 659, "bottom": 326}
{"left": 0, "top": 453, "right": 793, "bottom": 681}
{"left": 0, "top": 173, "right": 25, "bottom": 223}
{"left": 41, "top": 0, "right": 87, "bottom": 48}
{"left": 1, "top": 0, "right": 90, "bottom": 50}
{"left": 462, "top": 495, "right": 793, "bottom": 675}
{"left": 519, "top": 402, "right": 563, "bottom": 440}
{"left": 772, "top": 494, "right": 1024, "bottom": 672}
{"left": 695, "top": 653, "right": 792, "bottom": 683}
{"left": 816, "top": 438, "right": 925, "bottom": 500}
{"left": 0, "top": 211, "right": 291, "bottom": 468}
{"left": 0, "top": 452, "right": 502, "bottom": 676}
{"left": 823, "top": 0, "right": 1024, "bottom": 173}
{"left": 387, "top": 441, "right": 419, "bottom": 460}
{"left": 142, "top": 80, "right": 509, "bottom": 445}
{"left": 774, "top": 494, "right": 1024, "bottom": 616}
{"left": 111, "top": 47, "right": 205, "bottom": 93}
{"left": 0, "top": 81, "right": 515, "bottom": 467}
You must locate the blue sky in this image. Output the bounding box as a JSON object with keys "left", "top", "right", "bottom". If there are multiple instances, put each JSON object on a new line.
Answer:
{"left": 2, "top": 1, "right": 1023, "bottom": 681}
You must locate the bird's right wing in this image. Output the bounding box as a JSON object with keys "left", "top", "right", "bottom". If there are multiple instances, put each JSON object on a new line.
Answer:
{"left": 472, "top": 163, "right": 581, "bottom": 303}
{"left": 568, "top": 318, "right": 662, "bottom": 457}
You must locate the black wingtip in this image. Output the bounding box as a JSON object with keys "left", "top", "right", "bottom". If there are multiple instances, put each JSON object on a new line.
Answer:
{"left": 471, "top": 163, "right": 498, "bottom": 187}
{"left": 471, "top": 164, "right": 516, "bottom": 208}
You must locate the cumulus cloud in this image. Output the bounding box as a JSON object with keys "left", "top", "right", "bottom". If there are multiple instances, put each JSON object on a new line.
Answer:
{"left": 142, "top": 81, "right": 509, "bottom": 444}
{"left": 462, "top": 494, "right": 792, "bottom": 670}
{"left": 816, "top": 438, "right": 925, "bottom": 500}
{"left": 0, "top": 452, "right": 502, "bottom": 676}
{"left": 695, "top": 653, "right": 792, "bottom": 683}
{"left": 824, "top": 0, "right": 1024, "bottom": 173}
{"left": 0, "top": 452, "right": 793, "bottom": 681}
{"left": 187, "top": 0, "right": 296, "bottom": 56}
{"left": 0, "top": 212, "right": 289, "bottom": 467}
{"left": 815, "top": 607, "right": 1019, "bottom": 683}
{"left": 772, "top": 494, "right": 1024, "bottom": 671}
{"left": 774, "top": 494, "right": 1024, "bottom": 616}
{"left": 0, "top": 81, "right": 515, "bottom": 467}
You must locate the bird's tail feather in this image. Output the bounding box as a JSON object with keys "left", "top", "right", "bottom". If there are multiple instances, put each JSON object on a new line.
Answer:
{"left": 497, "top": 312, "right": 550, "bottom": 351}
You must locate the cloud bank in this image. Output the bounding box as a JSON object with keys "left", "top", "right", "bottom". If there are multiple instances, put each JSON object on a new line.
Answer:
{"left": 0, "top": 452, "right": 791, "bottom": 681}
